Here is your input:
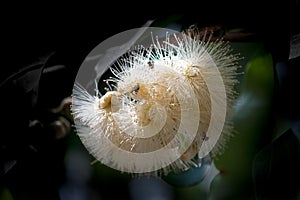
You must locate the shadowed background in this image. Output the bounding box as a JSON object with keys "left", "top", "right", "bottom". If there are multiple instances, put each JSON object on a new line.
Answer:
{"left": 1, "top": 2, "right": 299, "bottom": 200}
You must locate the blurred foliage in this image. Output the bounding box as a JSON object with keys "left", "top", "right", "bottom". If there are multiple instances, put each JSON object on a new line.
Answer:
{"left": 210, "top": 42, "right": 275, "bottom": 200}
{"left": 0, "top": 187, "right": 14, "bottom": 200}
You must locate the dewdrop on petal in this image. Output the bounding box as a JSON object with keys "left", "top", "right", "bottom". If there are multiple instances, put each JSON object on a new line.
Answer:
{"left": 71, "top": 27, "right": 240, "bottom": 176}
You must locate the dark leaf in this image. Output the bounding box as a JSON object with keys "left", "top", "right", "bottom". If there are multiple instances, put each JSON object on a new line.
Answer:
{"left": 253, "top": 129, "right": 300, "bottom": 199}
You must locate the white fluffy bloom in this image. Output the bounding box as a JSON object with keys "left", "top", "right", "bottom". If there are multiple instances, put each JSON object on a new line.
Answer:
{"left": 71, "top": 27, "right": 240, "bottom": 176}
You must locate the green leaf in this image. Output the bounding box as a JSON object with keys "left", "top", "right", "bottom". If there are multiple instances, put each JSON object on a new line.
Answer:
{"left": 211, "top": 42, "right": 275, "bottom": 199}
{"left": 0, "top": 187, "right": 14, "bottom": 200}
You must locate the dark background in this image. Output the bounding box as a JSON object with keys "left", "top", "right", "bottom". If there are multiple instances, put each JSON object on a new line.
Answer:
{"left": 2, "top": 1, "right": 298, "bottom": 82}
{"left": 1, "top": 2, "right": 299, "bottom": 200}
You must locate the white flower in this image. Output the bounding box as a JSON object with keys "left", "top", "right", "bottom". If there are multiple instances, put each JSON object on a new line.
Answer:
{"left": 71, "top": 27, "right": 240, "bottom": 176}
